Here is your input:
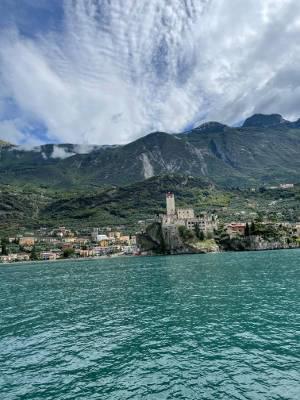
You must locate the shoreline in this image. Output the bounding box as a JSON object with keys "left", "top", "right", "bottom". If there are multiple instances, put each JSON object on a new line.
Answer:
{"left": 1, "top": 246, "right": 299, "bottom": 266}
{"left": 0, "top": 253, "right": 135, "bottom": 266}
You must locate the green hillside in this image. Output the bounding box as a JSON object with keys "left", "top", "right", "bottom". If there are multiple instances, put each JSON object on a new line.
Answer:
{"left": 0, "top": 175, "right": 299, "bottom": 236}
{"left": 0, "top": 113, "right": 300, "bottom": 235}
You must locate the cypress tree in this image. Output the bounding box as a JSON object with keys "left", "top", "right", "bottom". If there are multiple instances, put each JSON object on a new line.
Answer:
{"left": 245, "top": 223, "right": 250, "bottom": 237}
{"left": 1, "top": 238, "right": 8, "bottom": 256}
{"left": 195, "top": 223, "right": 200, "bottom": 239}
{"left": 30, "top": 246, "right": 38, "bottom": 260}
{"left": 250, "top": 222, "right": 256, "bottom": 235}
{"left": 199, "top": 230, "right": 205, "bottom": 241}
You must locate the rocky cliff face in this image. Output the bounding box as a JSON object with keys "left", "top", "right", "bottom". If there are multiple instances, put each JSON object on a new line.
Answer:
{"left": 137, "top": 222, "right": 220, "bottom": 255}
{"left": 246, "top": 236, "right": 299, "bottom": 251}
{"left": 136, "top": 223, "right": 165, "bottom": 254}
{"left": 218, "top": 235, "right": 299, "bottom": 252}
{"left": 137, "top": 223, "right": 299, "bottom": 255}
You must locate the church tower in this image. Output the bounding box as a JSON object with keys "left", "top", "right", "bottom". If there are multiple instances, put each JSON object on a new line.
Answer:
{"left": 166, "top": 192, "right": 175, "bottom": 215}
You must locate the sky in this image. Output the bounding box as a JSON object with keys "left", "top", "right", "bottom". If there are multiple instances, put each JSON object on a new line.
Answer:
{"left": 1, "top": 0, "right": 300, "bottom": 145}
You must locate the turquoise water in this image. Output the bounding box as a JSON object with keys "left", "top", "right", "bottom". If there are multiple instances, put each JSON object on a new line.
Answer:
{"left": 0, "top": 250, "right": 299, "bottom": 400}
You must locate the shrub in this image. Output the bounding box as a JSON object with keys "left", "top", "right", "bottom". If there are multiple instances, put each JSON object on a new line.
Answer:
{"left": 178, "top": 226, "right": 194, "bottom": 241}
{"left": 63, "top": 248, "right": 75, "bottom": 258}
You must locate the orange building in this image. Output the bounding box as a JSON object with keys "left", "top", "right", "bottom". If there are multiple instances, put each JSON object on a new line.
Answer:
{"left": 226, "top": 223, "right": 246, "bottom": 237}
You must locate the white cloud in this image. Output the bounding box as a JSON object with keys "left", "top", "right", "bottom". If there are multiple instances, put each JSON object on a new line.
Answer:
{"left": 72, "top": 144, "right": 100, "bottom": 154}
{"left": 0, "top": 119, "right": 42, "bottom": 145}
{"left": 0, "top": 120, "right": 24, "bottom": 144}
{"left": 1, "top": 0, "right": 300, "bottom": 145}
{"left": 50, "top": 145, "right": 76, "bottom": 159}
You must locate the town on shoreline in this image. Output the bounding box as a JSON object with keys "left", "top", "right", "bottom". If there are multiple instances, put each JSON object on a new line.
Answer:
{"left": 1, "top": 191, "right": 300, "bottom": 263}
{"left": 0, "top": 227, "right": 138, "bottom": 263}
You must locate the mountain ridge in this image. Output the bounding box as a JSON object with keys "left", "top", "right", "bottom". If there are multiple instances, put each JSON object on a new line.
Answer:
{"left": 0, "top": 113, "right": 299, "bottom": 188}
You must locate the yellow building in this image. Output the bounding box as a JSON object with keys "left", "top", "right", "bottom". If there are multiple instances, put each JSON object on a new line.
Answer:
{"left": 119, "top": 235, "right": 130, "bottom": 244}
{"left": 79, "top": 249, "right": 95, "bottom": 258}
{"left": 63, "top": 237, "right": 77, "bottom": 244}
{"left": 19, "top": 237, "right": 35, "bottom": 246}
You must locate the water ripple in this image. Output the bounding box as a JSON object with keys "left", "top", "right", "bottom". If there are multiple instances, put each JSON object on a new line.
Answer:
{"left": 0, "top": 250, "right": 299, "bottom": 399}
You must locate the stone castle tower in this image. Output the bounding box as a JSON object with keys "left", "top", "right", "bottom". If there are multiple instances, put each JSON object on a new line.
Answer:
{"left": 161, "top": 192, "right": 218, "bottom": 234}
{"left": 166, "top": 192, "right": 175, "bottom": 215}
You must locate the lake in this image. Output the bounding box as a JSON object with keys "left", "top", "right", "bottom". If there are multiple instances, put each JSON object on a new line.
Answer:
{"left": 0, "top": 250, "right": 299, "bottom": 399}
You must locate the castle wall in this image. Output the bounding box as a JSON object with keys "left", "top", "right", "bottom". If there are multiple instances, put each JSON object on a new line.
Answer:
{"left": 177, "top": 208, "right": 195, "bottom": 219}
{"left": 162, "top": 225, "right": 182, "bottom": 252}
{"left": 162, "top": 216, "right": 218, "bottom": 233}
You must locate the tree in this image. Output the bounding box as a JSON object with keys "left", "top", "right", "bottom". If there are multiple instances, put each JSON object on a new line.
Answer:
{"left": 256, "top": 212, "right": 264, "bottom": 223}
{"left": 198, "top": 230, "right": 205, "bottom": 241}
{"left": 195, "top": 224, "right": 205, "bottom": 240}
{"left": 250, "top": 222, "right": 256, "bottom": 235}
{"left": 206, "top": 231, "right": 213, "bottom": 240}
{"left": 245, "top": 223, "right": 250, "bottom": 237}
{"left": 178, "top": 226, "right": 194, "bottom": 241}
{"left": 30, "top": 246, "right": 39, "bottom": 260}
{"left": 63, "top": 247, "right": 75, "bottom": 258}
{"left": 1, "top": 237, "right": 9, "bottom": 256}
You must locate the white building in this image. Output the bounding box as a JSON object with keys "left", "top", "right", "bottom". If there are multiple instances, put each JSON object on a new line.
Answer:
{"left": 91, "top": 228, "right": 110, "bottom": 243}
{"left": 280, "top": 183, "right": 294, "bottom": 189}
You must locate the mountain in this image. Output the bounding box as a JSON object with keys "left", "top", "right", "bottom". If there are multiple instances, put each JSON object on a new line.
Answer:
{"left": 0, "top": 140, "right": 11, "bottom": 147}
{"left": 242, "top": 113, "right": 287, "bottom": 127}
{"left": 0, "top": 114, "right": 300, "bottom": 188}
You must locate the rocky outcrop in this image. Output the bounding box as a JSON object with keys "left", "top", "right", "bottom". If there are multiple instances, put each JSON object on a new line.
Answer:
{"left": 246, "top": 236, "right": 299, "bottom": 251}
{"left": 137, "top": 222, "right": 220, "bottom": 255}
{"left": 136, "top": 223, "right": 165, "bottom": 254}
{"left": 138, "top": 224, "right": 299, "bottom": 256}
{"left": 218, "top": 235, "right": 299, "bottom": 252}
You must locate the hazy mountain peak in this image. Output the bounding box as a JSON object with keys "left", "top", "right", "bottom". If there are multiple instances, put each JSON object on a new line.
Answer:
{"left": 128, "top": 131, "right": 172, "bottom": 147}
{"left": 192, "top": 122, "right": 228, "bottom": 134}
{"left": 242, "top": 113, "right": 288, "bottom": 128}
{"left": 0, "top": 140, "right": 12, "bottom": 147}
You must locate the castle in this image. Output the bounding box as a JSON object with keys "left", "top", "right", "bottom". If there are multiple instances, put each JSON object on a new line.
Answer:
{"left": 160, "top": 192, "right": 218, "bottom": 233}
